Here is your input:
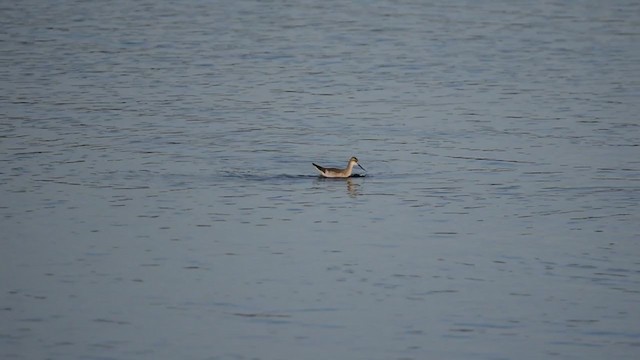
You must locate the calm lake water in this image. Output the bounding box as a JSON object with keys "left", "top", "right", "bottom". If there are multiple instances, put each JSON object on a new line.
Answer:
{"left": 1, "top": 0, "right": 639, "bottom": 359}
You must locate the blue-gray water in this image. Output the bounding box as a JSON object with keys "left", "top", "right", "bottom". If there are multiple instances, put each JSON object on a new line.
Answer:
{"left": 1, "top": 1, "right": 639, "bottom": 359}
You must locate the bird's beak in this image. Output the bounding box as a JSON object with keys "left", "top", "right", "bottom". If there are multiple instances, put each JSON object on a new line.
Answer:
{"left": 357, "top": 163, "right": 366, "bottom": 171}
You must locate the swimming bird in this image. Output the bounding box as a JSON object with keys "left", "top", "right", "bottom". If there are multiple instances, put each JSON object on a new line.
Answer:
{"left": 312, "top": 156, "right": 366, "bottom": 178}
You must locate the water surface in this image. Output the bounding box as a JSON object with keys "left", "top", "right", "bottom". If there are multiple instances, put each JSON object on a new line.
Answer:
{"left": 1, "top": 1, "right": 639, "bottom": 359}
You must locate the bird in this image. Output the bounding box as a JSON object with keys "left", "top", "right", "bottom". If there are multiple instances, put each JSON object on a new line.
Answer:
{"left": 312, "top": 156, "right": 366, "bottom": 178}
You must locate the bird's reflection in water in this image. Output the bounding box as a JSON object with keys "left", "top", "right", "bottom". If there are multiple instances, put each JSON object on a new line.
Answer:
{"left": 345, "top": 178, "right": 360, "bottom": 198}
{"left": 315, "top": 177, "right": 363, "bottom": 198}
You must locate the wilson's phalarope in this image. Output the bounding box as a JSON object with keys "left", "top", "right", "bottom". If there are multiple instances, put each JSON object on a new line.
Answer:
{"left": 312, "top": 156, "right": 366, "bottom": 178}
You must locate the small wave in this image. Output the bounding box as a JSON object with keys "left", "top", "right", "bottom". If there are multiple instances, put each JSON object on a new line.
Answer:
{"left": 221, "top": 171, "right": 367, "bottom": 182}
